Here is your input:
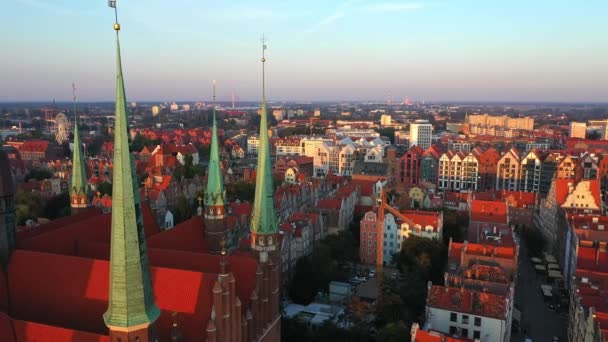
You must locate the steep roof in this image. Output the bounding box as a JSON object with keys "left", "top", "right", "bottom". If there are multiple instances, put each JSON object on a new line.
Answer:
{"left": 7, "top": 250, "right": 216, "bottom": 341}
{"left": 70, "top": 107, "right": 88, "bottom": 198}
{"left": 250, "top": 58, "right": 279, "bottom": 240}
{"left": 427, "top": 285, "right": 507, "bottom": 320}
{"left": 204, "top": 96, "right": 226, "bottom": 207}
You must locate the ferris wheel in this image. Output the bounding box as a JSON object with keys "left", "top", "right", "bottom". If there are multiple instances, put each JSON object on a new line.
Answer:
{"left": 54, "top": 113, "right": 71, "bottom": 144}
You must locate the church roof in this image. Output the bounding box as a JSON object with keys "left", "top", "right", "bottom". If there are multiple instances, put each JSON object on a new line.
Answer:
{"left": 250, "top": 55, "right": 278, "bottom": 238}
{"left": 7, "top": 250, "right": 216, "bottom": 341}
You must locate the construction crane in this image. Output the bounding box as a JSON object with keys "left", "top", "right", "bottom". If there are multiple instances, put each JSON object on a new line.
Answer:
{"left": 375, "top": 187, "right": 415, "bottom": 281}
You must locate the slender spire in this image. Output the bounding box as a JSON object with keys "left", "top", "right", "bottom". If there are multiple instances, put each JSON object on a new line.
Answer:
{"left": 104, "top": 0, "right": 160, "bottom": 330}
{"left": 250, "top": 36, "right": 278, "bottom": 260}
{"left": 69, "top": 83, "right": 88, "bottom": 211}
{"left": 205, "top": 80, "right": 226, "bottom": 207}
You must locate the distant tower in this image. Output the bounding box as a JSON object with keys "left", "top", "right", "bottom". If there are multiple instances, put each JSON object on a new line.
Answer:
{"left": 103, "top": 2, "right": 160, "bottom": 341}
{"left": 70, "top": 83, "right": 90, "bottom": 215}
{"left": 204, "top": 80, "right": 228, "bottom": 254}
{"left": 249, "top": 37, "right": 281, "bottom": 337}
{"left": 0, "top": 150, "right": 16, "bottom": 268}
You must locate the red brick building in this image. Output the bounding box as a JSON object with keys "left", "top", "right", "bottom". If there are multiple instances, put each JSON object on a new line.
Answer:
{"left": 398, "top": 145, "right": 423, "bottom": 189}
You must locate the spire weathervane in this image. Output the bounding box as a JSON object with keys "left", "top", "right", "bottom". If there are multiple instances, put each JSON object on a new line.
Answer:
{"left": 72, "top": 82, "right": 77, "bottom": 125}
{"left": 108, "top": 0, "right": 119, "bottom": 31}
{"left": 261, "top": 35, "right": 267, "bottom": 99}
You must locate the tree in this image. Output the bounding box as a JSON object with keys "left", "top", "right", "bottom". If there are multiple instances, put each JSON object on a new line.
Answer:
{"left": 25, "top": 167, "right": 52, "bottom": 182}
{"left": 130, "top": 132, "right": 146, "bottom": 152}
{"left": 42, "top": 193, "right": 70, "bottom": 220}
{"left": 97, "top": 182, "right": 113, "bottom": 196}
{"left": 321, "top": 230, "right": 358, "bottom": 265}
{"left": 226, "top": 181, "right": 256, "bottom": 202}
{"left": 588, "top": 130, "right": 601, "bottom": 140}
{"left": 289, "top": 257, "right": 319, "bottom": 304}
{"left": 281, "top": 317, "right": 313, "bottom": 342}
{"left": 173, "top": 195, "right": 193, "bottom": 224}
{"left": 375, "top": 128, "right": 396, "bottom": 144}
{"left": 442, "top": 209, "right": 467, "bottom": 244}
{"left": 15, "top": 191, "right": 42, "bottom": 225}
{"left": 376, "top": 322, "right": 410, "bottom": 342}
{"left": 396, "top": 236, "right": 446, "bottom": 284}
{"left": 87, "top": 135, "right": 106, "bottom": 156}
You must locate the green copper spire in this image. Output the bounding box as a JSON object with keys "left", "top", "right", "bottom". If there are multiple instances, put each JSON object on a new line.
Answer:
{"left": 69, "top": 83, "right": 88, "bottom": 200}
{"left": 205, "top": 80, "right": 226, "bottom": 207}
{"left": 103, "top": 7, "right": 160, "bottom": 329}
{"left": 250, "top": 38, "right": 278, "bottom": 238}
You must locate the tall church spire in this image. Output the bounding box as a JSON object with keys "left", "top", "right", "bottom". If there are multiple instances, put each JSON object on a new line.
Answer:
{"left": 204, "top": 80, "right": 228, "bottom": 253}
{"left": 103, "top": 2, "right": 160, "bottom": 340}
{"left": 250, "top": 36, "right": 278, "bottom": 263}
{"left": 69, "top": 83, "right": 89, "bottom": 214}
{"left": 0, "top": 150, "right": 16, "bottom": 268}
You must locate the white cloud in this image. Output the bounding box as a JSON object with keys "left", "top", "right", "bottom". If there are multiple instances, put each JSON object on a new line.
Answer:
{"left": 306, "top": 11, "right": 346, "bottom": 32}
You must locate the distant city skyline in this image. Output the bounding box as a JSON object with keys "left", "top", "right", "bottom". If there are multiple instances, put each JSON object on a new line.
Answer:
{"left": 1, "top": 0, "right": 607, "bottom": 102}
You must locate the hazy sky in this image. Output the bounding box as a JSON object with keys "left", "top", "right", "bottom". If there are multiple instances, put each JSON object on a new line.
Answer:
{"left": 1, "top": 0, "right": 607, "bottom": 102}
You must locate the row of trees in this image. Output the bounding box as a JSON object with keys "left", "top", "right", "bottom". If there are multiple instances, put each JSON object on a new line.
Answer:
{"left": 288, "top": 230, "right": 359, "bottom": 304}
{"left": 15, "top": 192, "right": 70, "bottom": 225}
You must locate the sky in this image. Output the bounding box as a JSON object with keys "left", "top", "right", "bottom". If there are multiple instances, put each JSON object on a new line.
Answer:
{"left": 1, "top": 0, "right": 607, "bottom": 103}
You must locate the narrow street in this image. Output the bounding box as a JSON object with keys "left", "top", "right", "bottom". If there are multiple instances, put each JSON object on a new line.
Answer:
{"left": 512, "top": 240, "right": 567, "bottom": 341}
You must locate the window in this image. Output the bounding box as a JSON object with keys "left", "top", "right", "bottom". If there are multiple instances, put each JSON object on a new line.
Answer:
{"left": 474, "top": 317, "right": 481, "bottom": 326}
{"left": 474, "top": 331, "right": 481, "bottom": 339}
{"left": 449, "top": 326, "right": 457, "bottom": 335}
{"left": 461, "top": 328, "right": 468, "bottom": 338}
{"left": 462, "top": 315, "right": 469, "bottom": 324}
{"left": 450, "top": 312, "right": 457, "bottom": 322}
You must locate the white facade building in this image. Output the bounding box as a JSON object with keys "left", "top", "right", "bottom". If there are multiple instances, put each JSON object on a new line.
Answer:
{"left": 410, "top": 120, "right": 433, "bottom": 150}
{"left": 247, "top": 135, "right": 260, "bottom": 155}
{"left": 569, "top": 122, "right": 587, "bottom": 139}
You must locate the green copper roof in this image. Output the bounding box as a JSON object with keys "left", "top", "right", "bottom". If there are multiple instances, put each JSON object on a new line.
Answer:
{"left": 204, "top": 106, "right": 225, "bottom": 207}
{"left": 69, "top": 104, "right": 88, "bottom": 197}
{"left": 103, "top": 30, "right": 160, "bottom": 328}
{"left": 250, "top": 88, "right": 278, "bottom": 236}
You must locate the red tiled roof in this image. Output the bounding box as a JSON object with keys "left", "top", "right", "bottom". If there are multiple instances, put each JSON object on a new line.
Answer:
{"left": 16, "top": 207, "right": 102, "bottom": 243}
{"left": 317, "top": 198, "right": 342, "bottom": 210}
{"left": 147, "top": 216, "right": 207, "bottom": 253}
{"left": 469, "top": 199, "right": 508, "bottom": 224}
{"left": 19, "top": 203, "right": 158, "bottom": 255}
{"left": 76, "top": 240, "right": 257, "bottom": 312}
{"left": 413, "top": 329, "right": 471, "bottom": 342}
{"left": 19, "top": 140, "right": 49, "bottom": 153}
{"left": 577, "top": 247, "right": 608, "bottom": 273}
{"left": 350, "top": 180, "right": 375, "bottom": 197}
{"left": 229, "top": 198, "right": 252, "bottom": 217}
{"left": 402, "top": 210, "right": 440, "bottom": 229}
{"left": 10, "top": 315, "right": 111, "bottom": 342}
{"left": 427, "top": 285, "right": 507, "bottom": 320}
{"left": 8, "top": 250, "right": 216, "bottom": 341}
{"left": 449, "top": 241, "right": 516, "bottom": 261}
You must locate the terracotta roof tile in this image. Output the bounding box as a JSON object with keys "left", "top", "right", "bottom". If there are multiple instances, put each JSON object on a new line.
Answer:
{"left": 427, "top": 285, "right": 507, "bottom": 320}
